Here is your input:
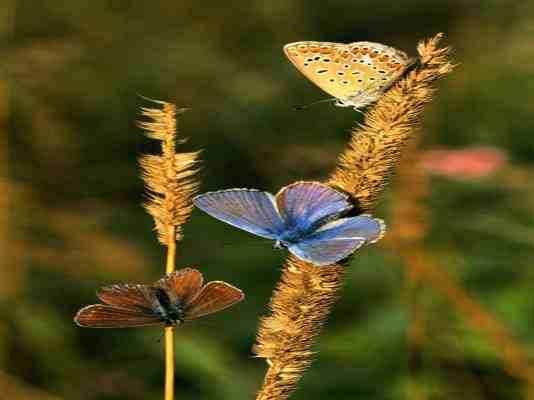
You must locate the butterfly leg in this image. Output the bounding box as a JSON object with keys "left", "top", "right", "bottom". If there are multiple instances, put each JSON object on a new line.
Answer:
{"left": 273, "top": 240, "right": 284, "bottom": 249}
{"left": 334, "top": 99, "right": 348, "bottom": 107}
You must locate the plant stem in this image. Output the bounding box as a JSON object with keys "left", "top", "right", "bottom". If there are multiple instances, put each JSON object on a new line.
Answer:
{"left": 166, "top": 227, "right": 176, "bottom": 274}
{"left": 139, "top": 101, "right": 198, "bottom": 400}
{"left": 164, "top": 327, "right": 175, "bottom": 400}
{"left": 164, "top": 226, "right": 176, "bottom": 400}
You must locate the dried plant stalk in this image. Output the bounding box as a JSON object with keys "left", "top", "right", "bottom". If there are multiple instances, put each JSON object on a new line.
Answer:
{"left": 254, "top": 257, "right": 344, "bottom": 399}
{"left": 138, "top": 101, "right": 200, "bottom": 400}
{"left": 254, "top": 34, "right": 454, "bottom": 400}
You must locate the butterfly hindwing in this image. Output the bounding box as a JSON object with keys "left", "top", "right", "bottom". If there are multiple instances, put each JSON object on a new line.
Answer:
{"left": 184, "top": 281, "right": 244, "bottom": 320}
{"left": 276, "top": 182, "right": 352, "bottom": 232}
{"left": 157, "top": 268, "right": 204, "bottom": 307}
{"left": 288, "top": 215, "right": 386, "bottom": 266}
{"left": 74, "top": 304, "right": 163, "bottom": 328}
{"left": 193, "top": 189, "right": 285, "bottom": 239}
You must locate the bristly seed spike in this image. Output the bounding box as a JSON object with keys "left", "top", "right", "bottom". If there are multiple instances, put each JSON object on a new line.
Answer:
{"left": 138, "top": 100, "right": 201, "bottom": 245}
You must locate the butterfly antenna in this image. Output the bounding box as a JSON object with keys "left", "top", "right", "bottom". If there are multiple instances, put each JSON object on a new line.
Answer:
{"left": 293, "top": 98, "right": 336, "bottom": 111}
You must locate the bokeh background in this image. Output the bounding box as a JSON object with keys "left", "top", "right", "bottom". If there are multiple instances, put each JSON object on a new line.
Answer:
{"left": 3, "top": 1, "right": 534, "bottom": 399}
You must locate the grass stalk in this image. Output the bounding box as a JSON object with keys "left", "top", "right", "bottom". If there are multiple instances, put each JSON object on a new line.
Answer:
{"left": 139, "top": 101, "right": 200, "bottom": 400}
{"left": 164, "top": 326, "right": 175, "bottom": 400}
{"left": 165, "top": 225, "right": 176, "bottom": 400}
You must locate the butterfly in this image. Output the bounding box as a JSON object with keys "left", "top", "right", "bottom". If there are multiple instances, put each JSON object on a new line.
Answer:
{"left": 193, "top": 181, "right": 385, "bottom": 266}
{"left": 283, "top": 41, "right": 414, "bottom": 110}
{"left": 74, "top": 268, "right": 244, "bottom": 328}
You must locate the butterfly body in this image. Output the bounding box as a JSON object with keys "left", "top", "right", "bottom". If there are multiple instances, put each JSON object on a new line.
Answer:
{"left": 151, "top": 287, "right": 185, "bottom": 325}
{"left": 193, "top": 182, "right": 386, "bottom": 266}
{"left": 283, "top": 41, "right": 413, "bottom": 110}
{"left": 275, "top": 216, "right": 330, "bottom": 247}
{"left": 273, "top": 231, "right": 305, "bottom": 251}
{"left": 74, "top": 268, "right": 244, "bottom": 328}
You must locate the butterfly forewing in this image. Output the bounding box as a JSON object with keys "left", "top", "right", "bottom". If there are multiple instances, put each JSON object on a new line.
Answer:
{"left": 74, "top": 304, "right": 163, "bottom": 328}
{"left": 193, "top": 189, "right": 285, "bottom": 239}
{"left": 284, "top": 41, "right": 356, "bottom": 99}
{"left": 284, "top": 41, "right": 413, "bottom": 108}
{"left": 184, "top": 281, "right": 244, "bottom": 320}
{"left": 97, "top": 284, "right": 154, "bottom": 311}
{"left": 275, "top": 182, "right": 352, "bottom": 231}
{"left": 157, "top": 268, "right": 204, "bottom": 306}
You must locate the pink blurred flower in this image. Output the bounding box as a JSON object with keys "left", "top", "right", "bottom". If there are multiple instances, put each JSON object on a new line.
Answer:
{"left": 420, "top": 146, "right": 507, "bottom": 179}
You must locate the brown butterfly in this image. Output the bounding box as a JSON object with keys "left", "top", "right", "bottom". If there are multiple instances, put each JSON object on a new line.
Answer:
{"left": 74, "top": 268, "right": 244, "bottom": 328}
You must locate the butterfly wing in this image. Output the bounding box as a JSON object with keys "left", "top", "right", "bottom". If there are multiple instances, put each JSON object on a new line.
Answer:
{"left": 284, "top": 41, "right": 412, "bottom": 106}
{"left": 193, "top": 189, "right": 285, "bottom": 239}
{"left": 276, "top": 181, "right": 352, "bottom": 233}
{"left": 284, "top": 41, "right": 358, "bottom": 100}
{"left": 97, "top": 284, "right": 154, "bottom": 311}
{"left": 288, "top": 215, "right": 386, "bottom": 266}
{"left": 156, "top": 268, "right": 204, "bottom": 306}
{"left": 74, "top": 304, "right": 163, "bottom": 328}
{"left": 183, "top": 281, "right": 244, "bottom": 320}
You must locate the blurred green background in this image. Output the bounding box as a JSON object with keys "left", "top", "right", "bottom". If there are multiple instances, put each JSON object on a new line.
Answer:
{"left": 3, "top": 1, "right": 534, "bottom": 399}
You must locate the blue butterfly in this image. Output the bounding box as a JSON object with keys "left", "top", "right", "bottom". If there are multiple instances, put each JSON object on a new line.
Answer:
{"left": 193, "top": 181, "right": 385, "bottom": 266}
